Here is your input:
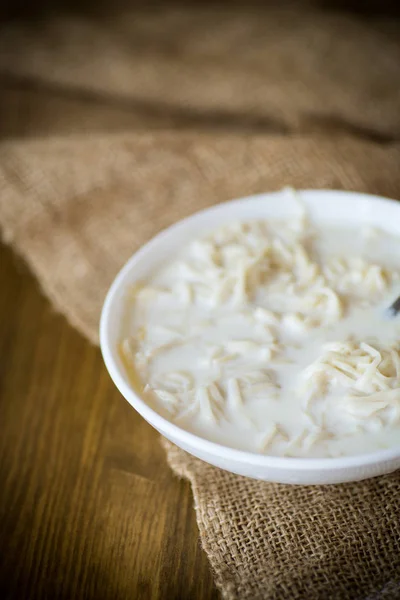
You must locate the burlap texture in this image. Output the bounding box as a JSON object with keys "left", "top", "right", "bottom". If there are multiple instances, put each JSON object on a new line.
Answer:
{"left": 1, "top": 3, "right": 400, "bottom": 140}
{"left": 1, "top": 133, "right": 400, "bottom": 599}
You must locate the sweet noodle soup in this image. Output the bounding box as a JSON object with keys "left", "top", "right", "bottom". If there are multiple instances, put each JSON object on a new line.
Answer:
{"left": 120, "top": 210, "right": 400, "bottom": 458}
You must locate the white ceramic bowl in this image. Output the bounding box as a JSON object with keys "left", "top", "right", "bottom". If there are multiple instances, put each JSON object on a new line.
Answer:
{"left": 100, "top": 189, "right": 400, "bottom": 484}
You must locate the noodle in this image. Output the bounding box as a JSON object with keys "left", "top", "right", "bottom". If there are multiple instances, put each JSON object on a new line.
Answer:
{"left": 120, "top": 215, "right": 400, "bottom": 457}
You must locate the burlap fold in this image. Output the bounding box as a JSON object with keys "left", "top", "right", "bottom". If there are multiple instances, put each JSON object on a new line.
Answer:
{"left": 2, "top": 3, "right": 400, "bottom": 140}
{"left": 1, "top": 133, "right": 400, "bottom": 599}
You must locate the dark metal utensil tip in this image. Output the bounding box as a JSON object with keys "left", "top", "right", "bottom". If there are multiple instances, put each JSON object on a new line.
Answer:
{"left": 386, "top": 296, "right": 400, "bottom": 318}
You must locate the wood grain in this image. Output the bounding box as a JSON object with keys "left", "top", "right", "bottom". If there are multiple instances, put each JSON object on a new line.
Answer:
{"left": 0, "top": 242, "right": 219, "bottom": 600}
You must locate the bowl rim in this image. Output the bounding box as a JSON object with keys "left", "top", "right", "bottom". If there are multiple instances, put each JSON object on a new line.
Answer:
{"left": 100, "top": 189, "right": 400, "bottom": 472}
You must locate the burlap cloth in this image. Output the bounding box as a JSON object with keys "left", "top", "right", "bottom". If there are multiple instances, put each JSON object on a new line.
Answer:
{"left": 1, "top": 3, "right": 400, "bottom": 140}
{"left": 1, "top": 3, "right": 400, "bottom": 599}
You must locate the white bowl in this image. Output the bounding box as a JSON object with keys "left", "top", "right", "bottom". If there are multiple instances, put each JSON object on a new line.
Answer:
{"left": 100, "top": 189, "right": 400, "bottom": 484}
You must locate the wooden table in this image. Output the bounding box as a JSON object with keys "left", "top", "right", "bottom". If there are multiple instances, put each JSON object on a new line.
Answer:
{"left": 0, "top": 242, "right": 219, "bottom": 600}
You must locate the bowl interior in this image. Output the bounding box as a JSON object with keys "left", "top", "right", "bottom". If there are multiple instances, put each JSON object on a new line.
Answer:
{"left": 100, "top": 189, "right": 400, "bottom": 471}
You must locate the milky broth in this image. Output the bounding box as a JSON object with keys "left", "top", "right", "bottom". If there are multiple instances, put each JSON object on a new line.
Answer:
{"left": 120, "top": 217, "right": 400, "bottom": 458}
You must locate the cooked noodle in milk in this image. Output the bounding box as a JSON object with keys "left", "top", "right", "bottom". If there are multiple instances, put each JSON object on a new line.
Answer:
{"left": 120, "top": 207, "right": 400, "bottom": 458}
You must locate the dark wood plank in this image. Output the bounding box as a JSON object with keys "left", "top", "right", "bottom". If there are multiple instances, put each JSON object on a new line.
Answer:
{"left": 0, "top": 242, "right": 219, "bottom": 600}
